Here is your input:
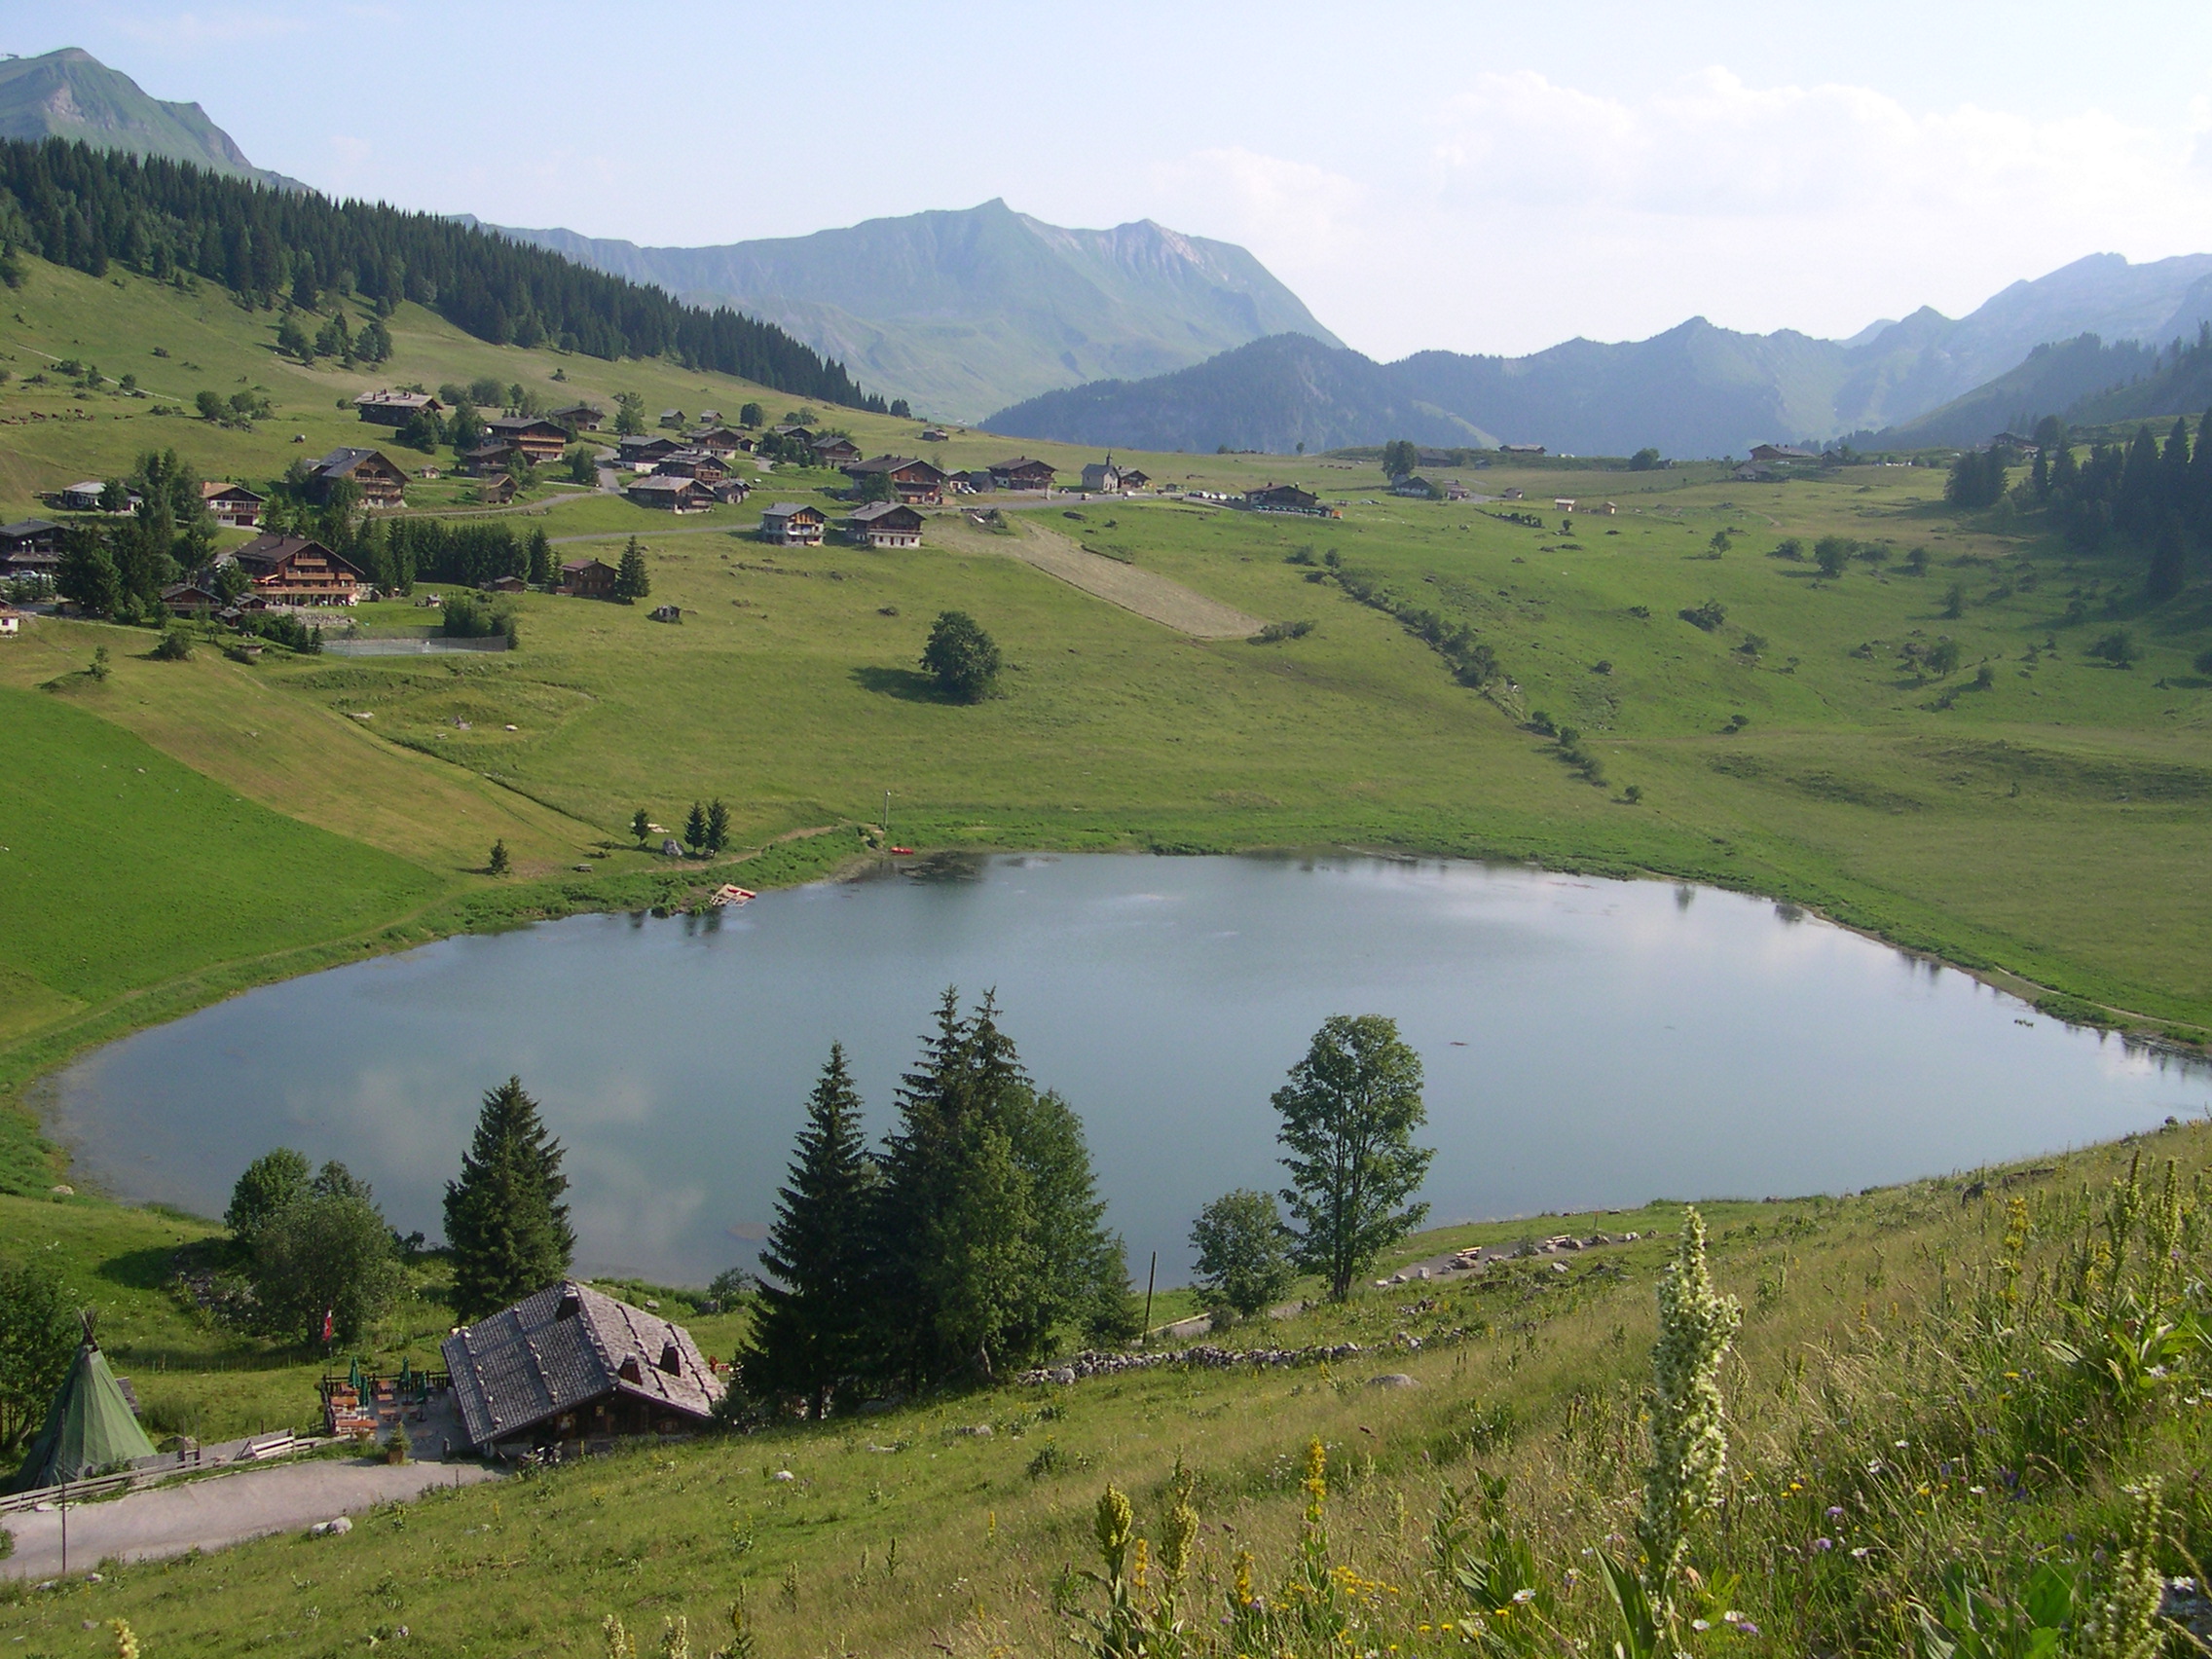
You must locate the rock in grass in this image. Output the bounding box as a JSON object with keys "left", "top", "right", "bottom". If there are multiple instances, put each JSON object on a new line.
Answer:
{"left": 1367, "top": 1373, "right": 1419, "bottom": 1388}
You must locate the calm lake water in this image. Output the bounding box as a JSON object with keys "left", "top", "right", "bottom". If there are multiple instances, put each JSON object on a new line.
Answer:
{"left": 51, "top": 854, "right": 2211, "bottom": 1285}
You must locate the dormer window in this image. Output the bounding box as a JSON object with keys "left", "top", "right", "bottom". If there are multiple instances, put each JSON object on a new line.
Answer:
{"left": 557, "top": 1291, "right": 580, "bottom": 1320}
{"left": 659, "top": 1344, "right": 682, "bottom": 1376}
{"left": 618, "top": 1356, "right": 643, "bottom": 1383}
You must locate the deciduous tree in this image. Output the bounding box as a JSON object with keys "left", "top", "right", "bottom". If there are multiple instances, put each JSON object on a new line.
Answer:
{"left": 1191, "top": 1189, "right": 1296, "bottom": 1319}
{"left": 922, "top": 610, "right": 1000, "bottom": 702}
{"left": 1273, "top": 1014, "right": 1433, "bottom": 1301}
{"left": 0, "top": 1256, "right": 78, "bottom": 1453}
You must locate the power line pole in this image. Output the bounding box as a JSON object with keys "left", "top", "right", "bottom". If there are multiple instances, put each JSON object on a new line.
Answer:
{"left": 1141, "top": 1250, "right": 1157, "bottom": 1347}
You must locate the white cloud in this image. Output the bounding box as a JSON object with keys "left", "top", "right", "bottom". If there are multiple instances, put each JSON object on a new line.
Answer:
{"left": 1159, "top": 68, "right": 2212, "bottom": 360}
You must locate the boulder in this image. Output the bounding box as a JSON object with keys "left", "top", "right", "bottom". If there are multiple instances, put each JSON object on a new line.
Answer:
{"left": 1367, "top": 1373, "right": 1419, "bottom": 1389}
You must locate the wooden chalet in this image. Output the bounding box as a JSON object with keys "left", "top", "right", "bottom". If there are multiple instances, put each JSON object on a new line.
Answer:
{"left": 201, "top": 480, "right": 265, "bottom": 528}
{"left": 560, "top": 556, "right": 620, "bottom": 599}
{"left": 1390, "top": 475, "right": 1435, "bottom": 498}
{"left": 758, "top": 502, "right": 826, "bottom": 546}
{"left": 59, "top": 481, "right": 116, "bottom": 512}
{"left": 476, "top": 473, "right": 518, "bottom": 505}
{"left": 710, "top": 477, "right": 753, "bottom": 505}
{"left": 354, "top": 389, "right": 444, "bottom": 426}
{"left": 688, "top": 426, "right": 752, "bottom": 459}
{"left": 1246, "top": 482, "right": 1332, "bottom": 515}
{"left": 773, "top": 424, "right": 817, "bottom": 445}
{"left": 229, "top": 534, "right": 369, "bottom": 606}
{"left": 1748, "top": 443, "right": 1817, "bottom": 463}
{"left": 550, "top": 402, "right": 605, "bottom": 431}
{"left": 482, "top": 573, "right": 530, "bottom": 593}
{"left": 989, "top": 457, "right": 1056, "bottom": 491}
{"left": 809, "top": 434, "right": 863, "bottom": 469}
{"left": 920, "top": 427, "right": 950, "bottom": 443}
{"left": 160, "top": 580, "right": 224, "bottom": 616}
{"left": 485, "top": 417, "right": 570, "bottom": 462}
{"left": 651, "top": 450, "right": 728, "bottom": 483}
{"left": 844, "top": 456, "right": 947, "bottom": 504}
{"left": 442, "top": 1280, "right": 722, "bottom": 1456}
{"left": 0, "top": 519, "right": 61, "bottom": 581}
{"left": 1118, "top": 466, "right": 1150, "bottom": 490}
{"left": 618, "top": 435, "right": 683, "bottom": 470}
{"left": 658, "top": 409, "right": 684, "bottom": 428}
{"left": 0, "top": 605, "right": 22, "bottom": 637}
{"left": 461, "top": 441, "right": 521, "bottom": 478}
{"left": 1499, "top": 443, "right": 1546, "bottom": 456}
{"left": 627, "top": 475, "right": 716, "bottom": 513}
{"left": 846, "top": 500, "right": 925, "bottom": 548}
{"left": 309, "top": 448, "right": 408, "bottom": 508}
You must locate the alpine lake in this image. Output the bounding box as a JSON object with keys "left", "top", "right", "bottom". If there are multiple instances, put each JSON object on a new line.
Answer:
{"left": 48, "top": 853, "right": 2212, "bottom": 1285}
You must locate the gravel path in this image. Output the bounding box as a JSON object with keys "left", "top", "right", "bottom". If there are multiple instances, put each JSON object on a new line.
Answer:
{"left": 946, "top": 520, "right": 1263, "bottom": 640}
{"left": 0, "top": 1458, "right": 500, "bottom": 1579}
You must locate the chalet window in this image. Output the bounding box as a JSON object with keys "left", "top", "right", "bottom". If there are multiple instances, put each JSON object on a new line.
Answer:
{"left": 618, "top": 1356, "right": 643, "bottom": 1383}
{"left": 659, "top": 1344, "right": 682, "bottom": 1376}
{"left": 557, "top": 1291, "right": 581, "bottom": 1320}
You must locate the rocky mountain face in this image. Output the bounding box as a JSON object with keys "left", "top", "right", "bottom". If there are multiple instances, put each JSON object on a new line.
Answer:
{"left": 0, "top": 48, "right": 300, "bottom": 190}
{"left": 484, "top": 200, "right": 1344, "bottom": 423}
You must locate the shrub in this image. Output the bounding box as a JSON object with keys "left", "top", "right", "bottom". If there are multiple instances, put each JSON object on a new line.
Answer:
{"left": 1253, "top": 619, "right": 1315, "bottom": 643}
{"left": 150, "top": 625, "right": 193, "bottom": 660}
{"left": 1678, "top": 599, "right": 1726, "bottom": 631}
{"left": 2092, "top": 630, "right": 2135, "bottom": 667}
{"left": 921, "top": 609, "right": 1001, "bottom": 701}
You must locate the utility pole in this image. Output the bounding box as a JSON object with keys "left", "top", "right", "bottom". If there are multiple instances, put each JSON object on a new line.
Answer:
{"left": 1141, "top": 1250, "right": 1157, "bottom": 1347}
{"left": 884, "top": 790, "right": 891, "bottom": 845}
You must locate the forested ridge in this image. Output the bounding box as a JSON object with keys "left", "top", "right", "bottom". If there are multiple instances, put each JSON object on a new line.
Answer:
{"left": 0, "top": 137, "right": 884, "bottom": 409}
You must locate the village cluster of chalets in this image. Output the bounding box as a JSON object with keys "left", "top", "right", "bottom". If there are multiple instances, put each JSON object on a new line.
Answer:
{"left": 0, "top": 387, "right": 1364, "bottom": 627}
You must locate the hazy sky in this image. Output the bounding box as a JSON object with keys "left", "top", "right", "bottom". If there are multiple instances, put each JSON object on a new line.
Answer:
{"left": 13, "top": 1, "right": 2212, "bottom": 360}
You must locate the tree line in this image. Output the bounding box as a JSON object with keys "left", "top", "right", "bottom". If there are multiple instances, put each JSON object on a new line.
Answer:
{"left": 0, "top": 136, "right": 884, "bottom": 409}
{"left": 1948, "top": 410, "right": 2212, "bottom": 601}
{"left": 743, "top": 1005, "right": 1433, "bottom": 1417}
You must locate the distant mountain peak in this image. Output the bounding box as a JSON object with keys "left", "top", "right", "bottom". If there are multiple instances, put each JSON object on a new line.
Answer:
{"left": 487, "top": 201, "right": 1343, "bottom": 422}
{"left": 0, "top": 46, "right": 300, "bottom": 189}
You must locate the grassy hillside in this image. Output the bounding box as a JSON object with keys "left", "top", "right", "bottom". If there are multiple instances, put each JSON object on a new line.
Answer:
{"left": 5, "top": 1125, "right": 2209, "bottom": 1658}
{"left": 0, "top": 248, "right": 2208, "bottom": 1173}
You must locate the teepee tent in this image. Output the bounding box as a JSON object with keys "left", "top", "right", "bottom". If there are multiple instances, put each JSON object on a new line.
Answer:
{"left": 5, "top": 1317, "right": 157, "bottom": 1493}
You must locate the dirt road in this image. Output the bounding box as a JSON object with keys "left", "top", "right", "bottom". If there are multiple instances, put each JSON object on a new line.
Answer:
{"left": 943, "top": 519, "right": 1263, "bottom": 640}
{"left": 0, "top": 1458, "right": 500, "bottom": 1578}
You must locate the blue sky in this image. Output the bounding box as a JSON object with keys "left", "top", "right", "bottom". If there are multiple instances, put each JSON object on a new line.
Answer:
{"left": 10, "top": 0, "right": 2212, "bottom": 358}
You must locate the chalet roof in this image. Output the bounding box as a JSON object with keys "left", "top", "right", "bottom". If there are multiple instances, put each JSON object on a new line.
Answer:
{"left": 232, "top": 534, "right": 365, "bottom": 579}
{"left": 550, "top": 403, "right": 605, "bottom": 420}
{"left": 486, "top": 416, "right": 567, "bottom": 436}
{"left": 0, "top": 518, "right": 59, "bottom": 539}
{"left": 561, "top": 556, "right": 617, "bottom": 575}
{"left": 850, "top": 500, "right": 923, "bottom": 525}
{"left": 313, "top": 447, "right": 402, "bottom": 480}
{"left": 759, "top": 501, "right": 824, "bottom": 520}
{"left": 202, "top": 480, "right": 266, "bottom": 502}
{"left": 354, "top": 389, "right": 443, "bottom": 412}
{"left": 440, "top": 1280, "right": 721, "bottom": 1450}
{"left": 461, "top": 441, "right": 518, "bottom": 461}
{"left": 628, "top": 474, "right": 707, "bottom": 495}
{"left": 846, "top": 455, "right": 946, "bottom": 479}
{"left": 992, "top": 457, "right": 1053, "bottom": 472}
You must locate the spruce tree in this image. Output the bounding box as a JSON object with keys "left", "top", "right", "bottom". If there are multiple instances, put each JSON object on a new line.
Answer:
{"left": 630, "top": 807, "right": 652, "bottom": 845}
{"left": 741, "top": 1045, "right": 878, "bottom": 1417}
{"left": 443, "top": 1076, "right": 574, "bottom": 1321}
{"left": 683, "top": 800, "right": 708, "bottom": 853}
{"left": 615, "top": 536, "right": 650, "bottom": 602}
{"left": 705, "top": 798, "right": 731, "bottom": 856}
{"left": 526, "top": 527, "right": 553, "bottom": 586}
{"left": 867, "top": 991, "right": 1125, "bottom": 1385}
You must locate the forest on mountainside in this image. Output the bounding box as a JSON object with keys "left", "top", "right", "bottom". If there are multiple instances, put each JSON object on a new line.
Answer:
{"left": 0, "top": 138, "right": 884, "bottom": 409}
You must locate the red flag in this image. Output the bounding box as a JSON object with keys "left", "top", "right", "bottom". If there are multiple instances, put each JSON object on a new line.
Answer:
{"left": 321, "top": 1308, "right": 335, "bottom": 1343}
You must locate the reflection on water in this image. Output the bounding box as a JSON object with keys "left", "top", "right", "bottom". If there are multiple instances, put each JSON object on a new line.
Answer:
{"left": 52, "top": 854, "right": 2212, "bottom": 1284}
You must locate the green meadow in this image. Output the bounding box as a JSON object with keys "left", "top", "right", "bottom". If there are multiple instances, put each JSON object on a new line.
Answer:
{"left": 1, "top": 249, "right": 2210, "bottom": 1188}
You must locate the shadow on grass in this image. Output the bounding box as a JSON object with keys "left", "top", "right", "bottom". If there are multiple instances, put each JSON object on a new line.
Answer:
{"left": 850, "top": 665, "right": 956, "bottom": 703}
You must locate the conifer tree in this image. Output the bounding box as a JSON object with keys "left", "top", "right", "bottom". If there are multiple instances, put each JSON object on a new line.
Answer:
{"left": 705, "top": 798, "right": 731, "bottom": 856}
{"left": 631, "top": 807, "right": 652, "bottom": 845}
{"left": 683, "top": 800, "right": 708, "bottom": 854}
{"left": 741, "top": 1045, "right": 878, "bottom": 1417}
{"left": 444, "top": 1076, "right": 574, "bottom": 1320}
{"left": 615, "top": 536, "right": 650, "bottom": 602}
{"left": 526, "top": 527, "right": 553, "bottom": 586}
{"left": 866, "top": 991, "right": 1126, "bottom": 1385}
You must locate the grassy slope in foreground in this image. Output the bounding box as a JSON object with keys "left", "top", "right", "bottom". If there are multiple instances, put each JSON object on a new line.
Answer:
{"left": 4, "top": 1124, "right": 2208, "bottom": 1656}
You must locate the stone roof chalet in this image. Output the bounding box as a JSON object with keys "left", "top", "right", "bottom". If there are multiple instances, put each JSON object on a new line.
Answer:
{"left": 441, "top": 1280, "right": 722, "bottom": 1451}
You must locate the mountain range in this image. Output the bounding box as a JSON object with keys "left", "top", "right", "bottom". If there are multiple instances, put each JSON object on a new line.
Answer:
{"left": 987, "top": 253, "right": 2212, "bottom": 458}
{"left": 16, "top": 43, "right": 2212, "bottom": 458}
{"left": 0, "top": 47, "right": 301, "bottom": 191}
{"left": 480, "top": 201, "right": 1344, "bottom": 423}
